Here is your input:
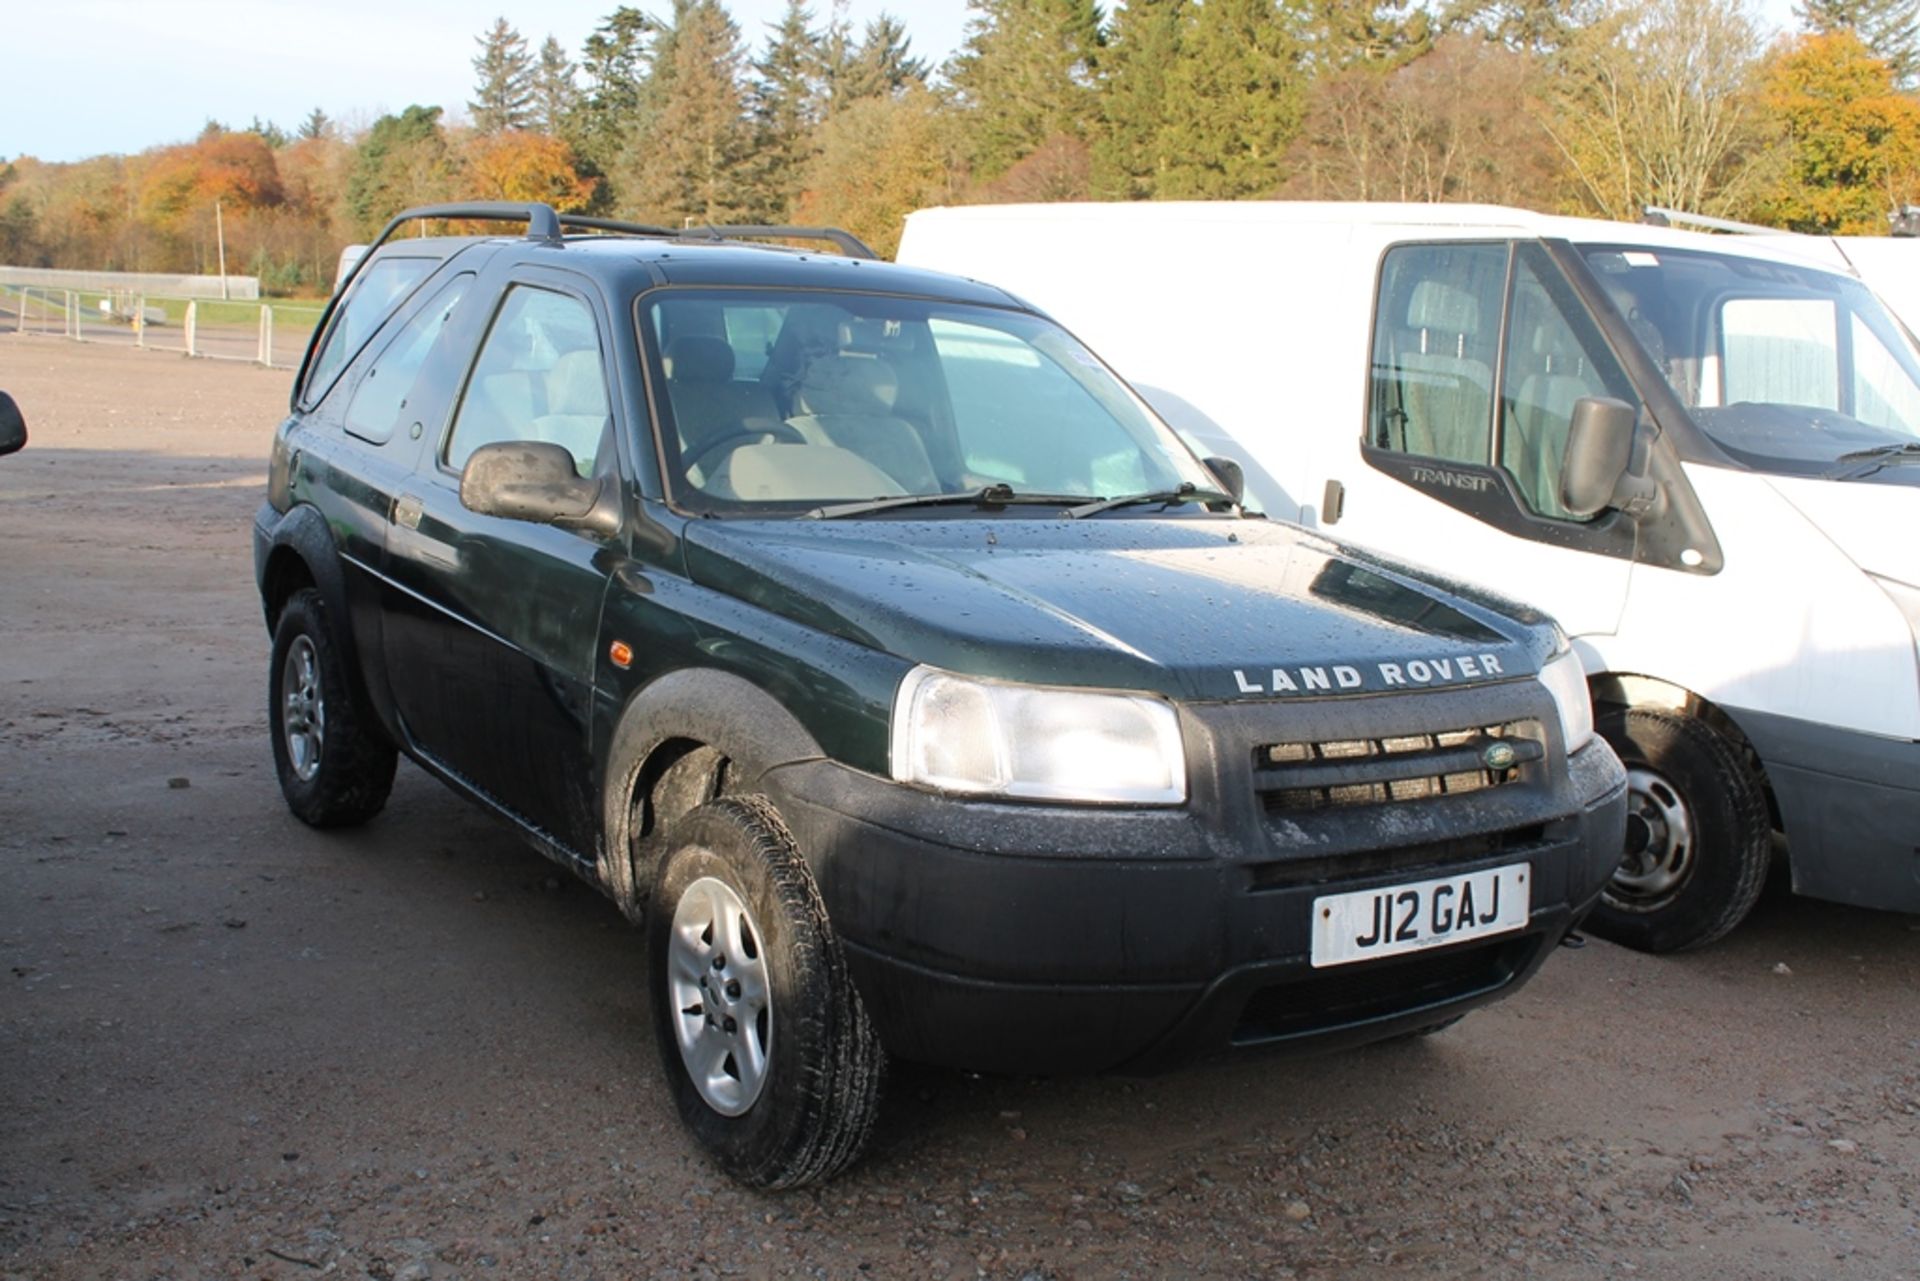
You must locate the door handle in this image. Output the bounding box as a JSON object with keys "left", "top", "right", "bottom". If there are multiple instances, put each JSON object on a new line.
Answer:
{"left": 393, "top": 493, "right": 423, "bottom": 530}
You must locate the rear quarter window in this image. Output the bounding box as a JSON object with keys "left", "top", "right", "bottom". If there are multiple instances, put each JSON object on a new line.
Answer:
{"left": 302, "top": 256, "right": 438, "bottom": 407}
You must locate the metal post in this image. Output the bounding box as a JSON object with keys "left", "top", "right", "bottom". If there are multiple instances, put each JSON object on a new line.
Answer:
{"left": 258, "top": 304, "right": 273, "bottom": 365}
{"left": 185, "top": 300, "right": 197, "bottom": 357}
{"left": 216, "top": 200, "right": 230, "bottom": 301}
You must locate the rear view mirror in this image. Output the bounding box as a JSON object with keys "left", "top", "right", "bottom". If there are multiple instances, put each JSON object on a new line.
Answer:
{"left": 459, "top": 441, "right": 619, "bottom": 535}
{"left": 1203, "top": 456, "right": 1245, "bottom": 505}
{"left": 0, "top": 391, "right": 26, "bottom": 457}
{"left": 1559, "top": 397, "right": 1637, "bottom": 519}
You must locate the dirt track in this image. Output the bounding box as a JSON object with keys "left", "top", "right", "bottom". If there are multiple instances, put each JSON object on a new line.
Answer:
{"left": 1, "top": 338, "right": 1917, "bottom": 1280}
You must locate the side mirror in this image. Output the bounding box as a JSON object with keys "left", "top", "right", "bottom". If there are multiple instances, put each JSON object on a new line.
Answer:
{"left": 0, "top": 391, "right": 26, "bottom": 457}
{"left": 1559, "top": 397, "right": 1637, "bottom": 519}
{"left": 1203, "top": 455, "right": 1245, "bottom": 505}
{"left": 459, "top": 441, "right": 618, "bottom": 535}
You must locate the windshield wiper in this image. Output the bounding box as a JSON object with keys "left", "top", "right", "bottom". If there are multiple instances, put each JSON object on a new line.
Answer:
{"left": 1833, "top": 440, "right": 1920, "bottom": 478}
{"left": 805, "top": 483, "right": 1088, "bottom": 519}
{"left": 1063, "top": 482, "right": 1237, "bottom": 519}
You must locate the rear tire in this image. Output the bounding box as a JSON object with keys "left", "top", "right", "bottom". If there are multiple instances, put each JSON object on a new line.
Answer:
{"left": 268, "top": 588, "right": 396, "bottom": 827}
{"left": 648, "top": 796, "right": 883, "bottom": 1188}
{"left": 1587, "top": 707, "right": 1769, "bottom": 953}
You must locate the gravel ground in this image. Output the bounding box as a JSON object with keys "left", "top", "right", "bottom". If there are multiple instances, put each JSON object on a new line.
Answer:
{"left": 1, "top": 338, "right": 1917, "bottom": 1281}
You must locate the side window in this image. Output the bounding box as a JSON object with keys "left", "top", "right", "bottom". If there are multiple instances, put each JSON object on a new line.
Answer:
{"left": 304, "top": 256, "right": 436, "bottom": 404}
{"left": 1851, "top": 311, "right": 1920, "bottom": 431}
{"left": 1369, "top": 244, "right": 1503, "bottom": 466}
{"left": 1720, "top": 297, "right": 1838, "bottom": 411}
{"left": 445, "top": 287, "right": 609, "bottom": 477}
{"left": 1498, "top": 245, "right": 1639, "bottom": 521}
{"left": 343, "top": 274, "right": 473, "bottom": 445}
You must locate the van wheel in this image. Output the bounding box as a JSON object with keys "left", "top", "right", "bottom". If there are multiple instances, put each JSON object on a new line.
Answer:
{"left": 1587, "top": 708, "right": 1769, "bottom": 953}
{"left": 269, "top": 588, "right": 397, "bottom": 827}
{"left": 648, "top": 796, "right": 883, "bottom": 1188}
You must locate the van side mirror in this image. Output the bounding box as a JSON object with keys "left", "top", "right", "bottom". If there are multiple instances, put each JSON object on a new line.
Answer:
{"left": 0, "top": 391, "right": 26, "bottom": 457}
{"left": 1203, "top": 456, "right": 1245, "bottom": 505}
{"left": 460, "top": 441, "right": 619, "bottom": 535}
{"left": 1559, "top": 397, "right": 1638, "bottom": 519}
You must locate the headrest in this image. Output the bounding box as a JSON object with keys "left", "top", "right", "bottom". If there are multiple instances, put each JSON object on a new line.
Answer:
{"left": 1407, "top": 280, "right": 1480, "bottom": 336}
{"left": 794, "top": 354, "right": 899, "bottom": 416}
{"left": 664, "top": 335, "right": 735, "bottom": 384}
{"left": 546, "top": 349, "right": 607, "bottom": 416}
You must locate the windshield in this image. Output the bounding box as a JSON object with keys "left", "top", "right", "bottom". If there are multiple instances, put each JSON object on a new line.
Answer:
{"left": 1580, "top": 244, "right": 1920, "bottom": 476}
{"left": 641, "top": 289, "right": 1221, "bottom": 513}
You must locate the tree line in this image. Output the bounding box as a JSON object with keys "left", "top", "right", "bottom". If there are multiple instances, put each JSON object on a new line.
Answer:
{"left": 2, "top": 0, "right": 1917, "bottom": 294}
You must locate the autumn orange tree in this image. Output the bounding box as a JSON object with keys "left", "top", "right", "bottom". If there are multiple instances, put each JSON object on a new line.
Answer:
{"left": 464, "top": 130, "right": 597, "bottom": 209}
{"left": 1757, "top": 30, "right": 1920, "bottom": 231}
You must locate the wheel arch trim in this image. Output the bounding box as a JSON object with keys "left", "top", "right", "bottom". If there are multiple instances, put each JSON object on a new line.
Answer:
{"left": 599, "top": 668, "right": 826, "bottom": 915}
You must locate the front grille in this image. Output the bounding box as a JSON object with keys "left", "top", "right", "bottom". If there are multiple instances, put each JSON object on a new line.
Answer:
{"left": 1255, "top": 720, "right": 1542, "bottom": 814}
{"left": 1232, "top": 938, "right": 1526, "bottom": 1044}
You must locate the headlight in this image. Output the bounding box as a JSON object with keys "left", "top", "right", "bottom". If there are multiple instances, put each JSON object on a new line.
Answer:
{"left": 1871, "top": 574, "right": 1920, "bottom": 664}
{"left": 889, "top": 666, "right": 1187, "bottom": 805}
{"left": 1536, "top": 648, "right": 1594, "bottom": 754}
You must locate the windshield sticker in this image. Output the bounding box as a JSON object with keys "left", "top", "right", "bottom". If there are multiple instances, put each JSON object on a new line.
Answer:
{"left": 1233, "top": 653, "right": 1506, "bottom": 696}
{"left": 1622, "top": 252, "right": 1660, "bottom": 268}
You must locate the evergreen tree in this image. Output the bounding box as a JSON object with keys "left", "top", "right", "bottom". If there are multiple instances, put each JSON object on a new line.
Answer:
{"left": 750, "top": 0, "right": 830, "bottom": 218}
{"left": 841, "top": 15, "right": 931, "bottom": 101}
{"left": 248, "top": 117, "right": 291, "bottom": 148}
{"left": 345, "top": 105, "right": 456, "bottom": 235}
{"left": 1156, "top": 0, "right": 1307, "bottom": 198}
{"left": 1294, "top": 0, "right": 1434, "bottom": 70}
{"left": 1093, "top": 0, "right": 1187, "bottom": 198}
{"left": 947, "top": 0, "right": 1105, "bottom": 182}
{"left": 569, "top": 6, "right": 658, "bottom": 199}
{"left": 470, "top": 17, "right": 537, "bottom": 134}
{"left": 618, "top": 0, "right": 756, "bottom": 226}
{"left": 1796, "top": 0, "right": 1920, "bottom": 86}
{"left": 297, "top": 107, "right": 331, "bottom": 141}
{"left": 534, "top": 36, "right": 580, "bottom": 135}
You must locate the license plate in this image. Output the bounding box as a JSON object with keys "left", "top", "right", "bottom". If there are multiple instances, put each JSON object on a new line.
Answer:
{"left": 1310, "top": 862, "right": 1531, "bottom": 968}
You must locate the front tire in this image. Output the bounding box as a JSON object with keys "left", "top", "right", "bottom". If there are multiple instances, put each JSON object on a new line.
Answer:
{"left": 648, "top": 796, "right": 883, "bottom": 1188}
{"left": 1587, "top": 707, "right": 1770, "bottom": 953}
{"left": 268, "top": 588, "right": 397, "bottom": 827}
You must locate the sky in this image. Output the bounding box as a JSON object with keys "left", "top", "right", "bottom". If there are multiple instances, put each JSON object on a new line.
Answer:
{"left": 2, "top": 0, "right": 973, "bottom": 163}
{"left": 5, "top": 0, "right": 1806, "bottom": 165}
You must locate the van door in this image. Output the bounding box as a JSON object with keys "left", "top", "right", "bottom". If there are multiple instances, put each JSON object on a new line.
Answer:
{"left": 1325, "top": 240, "right": 1641, "bottom": 640}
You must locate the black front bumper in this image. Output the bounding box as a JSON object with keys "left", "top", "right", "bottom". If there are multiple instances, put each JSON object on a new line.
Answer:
{"left": 768, "top": 707, "right": 1627, "bottom": 1077}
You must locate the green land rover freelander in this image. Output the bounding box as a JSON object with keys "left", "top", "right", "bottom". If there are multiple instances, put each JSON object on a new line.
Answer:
{"left": 253, "top": 203, "right": 1629, "bottom": 1187}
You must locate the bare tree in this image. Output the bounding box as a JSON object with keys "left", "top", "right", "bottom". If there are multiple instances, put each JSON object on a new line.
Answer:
{"left": 1537, "top": 0, "right": 1776, "bottom": 218}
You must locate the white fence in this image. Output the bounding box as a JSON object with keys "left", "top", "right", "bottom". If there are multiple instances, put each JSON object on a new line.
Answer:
{"left": 1, "top": 284, "right": 321, "bottom": 370}
{"left": 0, "top": 266, "right": 261, "bottom": 301}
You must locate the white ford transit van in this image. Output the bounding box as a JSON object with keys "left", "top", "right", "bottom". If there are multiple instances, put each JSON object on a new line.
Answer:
{"left": 900, "top": 201, "right": 1920, "bottom": 951}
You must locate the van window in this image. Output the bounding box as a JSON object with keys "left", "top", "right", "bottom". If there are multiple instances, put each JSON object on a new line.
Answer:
{"left": 1369, "top": 244, "right": 1502, "bottom": 467}
{"left": 305, "top": 256, "right": 436, "bottom": 405}
{"left": 344, "top": 274, "right": 473, "bottom": 445}
{"left": 1499, "top": 245, "right": 1638, "bottom": 521}
{"left": 445, "top": 287, "right": 609, "bottom": 478}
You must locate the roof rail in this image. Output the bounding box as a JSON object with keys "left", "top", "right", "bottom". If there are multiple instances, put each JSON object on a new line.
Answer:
{"left": 671, "top": 224, "right": 879, "bottom": 260}
{"left": 1641, "top": 206, "right": 1794, "bottom": 237}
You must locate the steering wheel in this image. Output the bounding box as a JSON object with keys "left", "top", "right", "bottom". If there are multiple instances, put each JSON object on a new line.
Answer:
{"left": 681, "top": 423, "right": 808, "bottom": 478}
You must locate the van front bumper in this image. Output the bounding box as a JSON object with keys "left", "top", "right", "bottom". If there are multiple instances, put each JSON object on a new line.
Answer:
{"left": 1734, "top": 707, "right": 1920, "bottom": 914}
{"left": 766, "top": 740, "right": 1626, "bottom": 1077}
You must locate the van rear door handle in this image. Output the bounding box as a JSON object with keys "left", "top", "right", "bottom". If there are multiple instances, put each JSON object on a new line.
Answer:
{"left": 393, "top": 493, "right": 423, "bottom": 530}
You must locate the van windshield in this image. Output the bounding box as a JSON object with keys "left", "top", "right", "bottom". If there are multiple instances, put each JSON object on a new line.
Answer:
{"left": 641, "top": 290, "right": 1221, "bottom": 514}
{"left": 1580, "top": 244, "right": 1920, "bottom": 477}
